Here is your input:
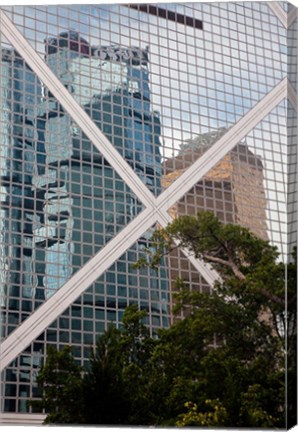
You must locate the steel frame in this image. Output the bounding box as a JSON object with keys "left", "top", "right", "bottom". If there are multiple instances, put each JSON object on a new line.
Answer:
{"left": 0, "top": 4, "right": 296, "bottom": 372}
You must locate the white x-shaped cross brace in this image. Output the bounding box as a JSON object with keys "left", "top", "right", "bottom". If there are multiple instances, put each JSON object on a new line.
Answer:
{"left": 0, "top": 5, "right": 296, "bottom": 370}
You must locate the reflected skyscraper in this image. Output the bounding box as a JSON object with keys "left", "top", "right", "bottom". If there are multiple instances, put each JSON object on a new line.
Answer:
{"left": 37, "top": 31, "right": 167, "bottom": 312}
{"left": 0, "top": 2, "right": 294, "bottom": 424}
{"left": 1, "top": 31, "right": 168, "bottom": 312}
{"left": 0, "top": 49, "right": 41, "bottom": 318}
{"left": 0, "top": 32, "right": 168, "bottom": 413}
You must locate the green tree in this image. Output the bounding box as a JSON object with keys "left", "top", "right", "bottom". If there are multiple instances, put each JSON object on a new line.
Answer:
{"left": 33, "top": 212, "right": 294, "bottom": 428}
{"left": 31, "top": 345, "right": 84, "bottom": 424}
{"left": 137, "top": 211, "right": 292, "bottom": 427}
{"left": 34, "top": 305, "right": 156, "bottom": 425}
{"left": 176, "top": 400, "right": 228, "bottom": 427}
{"left": 141, "top": 287, "right": 284, "bottom": 427}
{"left": 82, "top": 305, "right": 155, "bottom": 425}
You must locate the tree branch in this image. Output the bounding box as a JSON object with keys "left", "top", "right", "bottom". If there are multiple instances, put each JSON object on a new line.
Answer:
{"left": 204, "top": 254, "right": 285, "bottom": 308}
{"left": 258, "top": 288, "right": 285, "bottom": 308}
{"left": 203, "top": 254, "right": 246, "bottom": 280}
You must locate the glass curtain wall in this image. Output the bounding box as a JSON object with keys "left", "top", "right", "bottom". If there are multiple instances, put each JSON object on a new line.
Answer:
{"left": 0, "top": 1, "right": 296, "bottom": 418}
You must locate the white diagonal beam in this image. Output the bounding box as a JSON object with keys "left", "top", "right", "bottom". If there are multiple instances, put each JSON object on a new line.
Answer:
{"left": 0, "top": 9, "right": 155, "bottom": 210}
{"left": 0, "top": 9, "right": 220, "bottom": 293}
{"left": 157, "top": 209, "right": 222, "bottom": 285}
{"left": 154, "top": 79, "right": 287, "bottom": 284}
{"left": 268, "top": 1, "right": 288, "bottom": 28}
{"left": 155, "top": 78, "right": 287, "bottom": 214}
{"left": 0, "top": 79, "right": 287, "bottom": 370}
{"left": 0, "top": 8, "right": 219, "bottom": 368}
{"left": 1, "top": 5, "right": 292, "bottom": 283}
{"left": 0, "top": 207, "right": 156, "bottom": 370}
{"left": 0, "top": 8, "right": 289, "bottom": 369}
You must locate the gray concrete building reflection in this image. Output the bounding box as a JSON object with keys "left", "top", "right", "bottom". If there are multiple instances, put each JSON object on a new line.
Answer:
{"left": 163, "top": 128, "right": 268, "bottom": 321}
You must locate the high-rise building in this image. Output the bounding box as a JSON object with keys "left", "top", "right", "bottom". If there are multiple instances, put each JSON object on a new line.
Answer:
{"left": 1, "top": 49, "right": 42, "bottom": 320}
{"left": 0, "top": 2, "right": 296, "bottom": 425}
{"left": 164, "top": 129, "right": 268, "bottom": 239}
{"left": 1, "top": 30, "right": 169, "bottom": 419}
{"left": 34, "top": 31, "right": 168, "bottom": 318}
{"left": 163, "top": 130, "right": 269, "bottom": 320}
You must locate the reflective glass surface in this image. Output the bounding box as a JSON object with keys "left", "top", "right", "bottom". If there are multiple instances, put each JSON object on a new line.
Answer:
{"left": 0, "top": 40, "right": 144, "bottom": 335}
{"left": 169, "top": 100, "right": 291, "bottom": 259}
{"left": 1, "top": 3, "right": 288, "bottom": 189}
{"left": 288, "top": 16, "right": 297, "bottom": 90}
{"left": 1, "top": 226, "right": 170, "bottom": 412}
{"left": 287, "top": 104, "right": 297, "bottom": 256}
{"left": 0, "top": 2, "right": 296, "bottom": 416}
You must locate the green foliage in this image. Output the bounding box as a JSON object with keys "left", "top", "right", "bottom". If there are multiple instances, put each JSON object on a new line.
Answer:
{"left": 31, "top": 345, "right": 84, "bottom": 424}
{"left": 82, "top": 325, "right": 129, "bottom": 424}
{"left": 239, "top": 384, "right": 279, "bottom": 427}
{"left": 81, "top": 305, "right": 156, "bottom": 425}
{"left": 176, "top": 400, "right": 228, "bottom": 427}
{"left": 144, "top": 211, "right": 279, "bottom": 278}
{"left": 33, "top": 212, "right": 294, "bottom": 428}
{"left": 33, "top": 305, "right": 157, "bottom": 425}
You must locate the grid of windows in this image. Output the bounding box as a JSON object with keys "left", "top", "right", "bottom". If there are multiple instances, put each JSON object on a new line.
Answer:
{"left": 1, "top": 2, "right": 287, "bottom": 174}
{"left": 0, "top": 43, "right": 148, "bottom": 337}
{"left": 0, "top": 2, "right": 296, "bottom": 420}
{"left": 288, "top": 14, "right": 297, "bottom": 90}
{"left": 287, "top": 104, "right": 297, "bottom": 256}
{"left": 167, "top": 100, "right": 289, "bottom": 265}
{"left": 1, "top": 225, "right": 169, "bottom": 413}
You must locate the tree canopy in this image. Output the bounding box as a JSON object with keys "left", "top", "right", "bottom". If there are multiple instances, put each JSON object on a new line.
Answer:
{"left": 31, "top": 211, "right": 296, "bottom": 428}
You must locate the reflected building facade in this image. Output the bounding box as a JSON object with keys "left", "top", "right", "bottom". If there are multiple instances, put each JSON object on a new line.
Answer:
{"left": 0, "top": 49, "right": 42, "bottom": 321}
{"left": 163, "top": 129, "right": 269, "bottom": 320}
{"left": 34, "top": 31, "right": 166, "bottom": 304}
{"left": 0, "top": 2, "right": 295, "bottom": 424}
{"left": 164, "top": 129, "right": 268, "bottom": 240}
{"left": 0, "top": 31, "right": 168, "bottom": 415}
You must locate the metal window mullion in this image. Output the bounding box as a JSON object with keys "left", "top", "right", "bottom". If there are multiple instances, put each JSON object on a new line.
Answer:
{"left": 0, "top": 79, "right": 287, "bottom": 370}
{"left": 0, "top": 207, "right": 157, "bottom": 370}
{"left": 0, "top": 9, "right": 289, "bottom": 372}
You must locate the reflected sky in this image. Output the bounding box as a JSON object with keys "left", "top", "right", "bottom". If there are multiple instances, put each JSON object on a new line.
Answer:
{"left": 1, "top": 2, "right": 287, "bottom": 157}
{"left": 0, "top": 4, "right": 295, "bottom": 411}
{"left": 0, "top": 2, "right": 293, "bottom": 257}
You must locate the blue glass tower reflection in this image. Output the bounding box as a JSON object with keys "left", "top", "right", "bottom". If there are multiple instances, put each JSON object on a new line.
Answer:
{"left": 0, "top": 50, "right": 41, "bottom": 326}
{"left": 1, "top": 32, "right": 168, "bottom": 344}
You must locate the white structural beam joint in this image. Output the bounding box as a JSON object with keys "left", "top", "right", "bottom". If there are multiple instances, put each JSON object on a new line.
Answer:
{"left": 0, "top": 8, "right": 290, "bottom": 372}
{"left": 156, "top": 208, "right": 221, "bottom": 286}
{"left": 0, "top": 8, "right": 220, "bottom": 370}
{"left": 288, "top": 6, "right": 297, "bottom": 28}
{"left": 0, "top": 78, "right": 287, "bottom": 371}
